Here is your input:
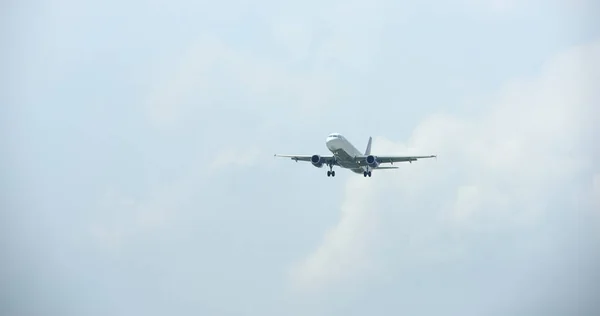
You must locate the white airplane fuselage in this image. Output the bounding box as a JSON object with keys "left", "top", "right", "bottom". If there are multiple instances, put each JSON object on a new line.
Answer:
{"left": 325, "top": 134, "right": 368, "bottom": 174}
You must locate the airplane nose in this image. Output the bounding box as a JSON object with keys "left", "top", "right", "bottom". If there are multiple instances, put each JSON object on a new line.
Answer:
{"left": 326, "top": 137, "right": 336, "bottom": 150}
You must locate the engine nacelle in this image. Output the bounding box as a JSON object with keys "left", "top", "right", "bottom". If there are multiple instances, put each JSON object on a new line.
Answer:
{"left": 311, "top": 154, "right": 325, "bottom": 168}
{"left": 366, "top": 155, "right": 380, "bottom": 168}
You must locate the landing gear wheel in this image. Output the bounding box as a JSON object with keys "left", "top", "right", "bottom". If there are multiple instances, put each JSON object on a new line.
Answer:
{"left": 327, "top": 163, "right": 335, "bottom": 177}
{"left": 368, "top": 171, "right": 372, "bottom": 177}
{"left": 363, "top": 171, "right": 367, "bottom": 177}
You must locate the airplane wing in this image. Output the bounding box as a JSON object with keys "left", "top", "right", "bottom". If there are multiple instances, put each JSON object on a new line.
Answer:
{"left": 357, "top": 155, "right": 436, "bottom": 165}
{"left": 274, "top": 154, "right": 337, "bottom": 164}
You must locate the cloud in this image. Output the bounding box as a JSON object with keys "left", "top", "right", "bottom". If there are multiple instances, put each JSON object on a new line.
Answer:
{"left": 88, "top": 189, "right": 171, "bottom": 252}
{"left": 210, "top": 146, "right": 262, "bottom": 171}
{"left": 143, "top": 36, "right": 225, "bottom": 128}
{"left": 87, "top": 153, "right": 214, "bottom": 253}
{"left": 142, "top": 33, "right": 342, "bottom": 129}
{"left": 6, "top": 1, "right": 600, "bottom": 314}
{"left": 289, "top": 36, "right": 600, "bottom": 305}
{"left": 141, "top": 0, "right": 414, "bottom": 132}
{"left": 288, "top": 177, "right": 381, "bottom": 292}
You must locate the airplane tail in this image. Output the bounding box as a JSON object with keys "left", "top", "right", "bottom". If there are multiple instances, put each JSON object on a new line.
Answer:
{"left": 364, "top": 136, "right": 372, "bottom": 155}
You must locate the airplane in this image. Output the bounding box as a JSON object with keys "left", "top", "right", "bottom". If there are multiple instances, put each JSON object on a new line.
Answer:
{"left": 274, "top": 133, "right": 437, "bottom": 177}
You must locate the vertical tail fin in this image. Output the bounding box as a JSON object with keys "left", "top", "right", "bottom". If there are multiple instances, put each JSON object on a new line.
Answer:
{"left": 364, "top": 136, "right": 372, "bottom": 155}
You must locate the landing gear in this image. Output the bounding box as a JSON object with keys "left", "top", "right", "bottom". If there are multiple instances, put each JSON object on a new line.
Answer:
{"left": 363, "top": 171, "right": 372, "bottom": 177}
{"left": 327, "top": 163, "right": 336, "bottom": 177}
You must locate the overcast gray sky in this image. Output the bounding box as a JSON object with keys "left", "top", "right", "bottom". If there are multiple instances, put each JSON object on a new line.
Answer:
{"left": 2, "top": 0, "right": 600, "bottom": 315}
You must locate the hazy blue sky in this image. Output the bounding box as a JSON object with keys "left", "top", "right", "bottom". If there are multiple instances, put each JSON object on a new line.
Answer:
{"left": 2, "top": 0, "right": 600, "bottom": 315}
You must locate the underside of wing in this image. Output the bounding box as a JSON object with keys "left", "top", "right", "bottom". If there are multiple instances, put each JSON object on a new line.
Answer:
{"left": 357, "top": 154, "right": 436, "bottom": 165}
{"left": 274, "top": 154, "right": 336, "bottom": 165}
{"left": 274, "top": 154, "right": 313, "bottom": 162}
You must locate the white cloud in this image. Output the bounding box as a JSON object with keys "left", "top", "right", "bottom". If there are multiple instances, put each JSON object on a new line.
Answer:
{"left": 88, "top": 189, "right": 170, "bottom": 251}
{"left": 270, "top": 18, "right": 314, "bottom": 62}
{"left": 288, "top": 176, "right": 381, "bottom": 292}
{"left": 87, "top": 164, "right": 209, "bottom": 253}
{"left": 143, "top": 0, "right": 405, "bottom": 130}
{"left": 290, "top": 38, "right": 600, "bottom": 293}
{"left": 210, "top": 146, "right": 262, "bottom": 171}
{"left": 143, "top": 36, "right": 224, "bottom": 128}
{"left": 452, "top": 185, "right": 481, "bottom": 222}
{"left": 142, "top": 33, "right": 342, "bottom": 129}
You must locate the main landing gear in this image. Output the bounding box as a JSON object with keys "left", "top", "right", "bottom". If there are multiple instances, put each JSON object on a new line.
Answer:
{"left": 327, "top": 163, "right": 336, "bottom": 177}
{"left": 363, "top": 170, "right": 372, "bottom": 177}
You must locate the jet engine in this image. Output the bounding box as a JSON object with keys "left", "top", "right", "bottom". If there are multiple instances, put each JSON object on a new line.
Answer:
{"left": 311, "top": 154, "right": 325, "bottom": 168}
{"left": 366, "top": 155, "right": 379, "bottom": 168}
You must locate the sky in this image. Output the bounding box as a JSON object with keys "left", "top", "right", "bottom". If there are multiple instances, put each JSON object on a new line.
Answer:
{"left": 2, "top": 0, "right": 600, "bottom": 315}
